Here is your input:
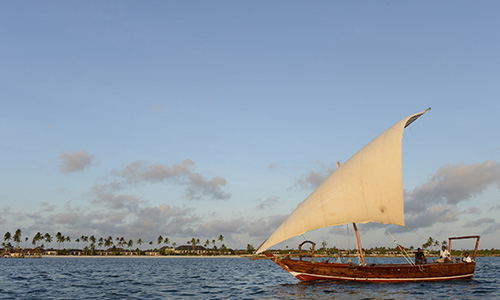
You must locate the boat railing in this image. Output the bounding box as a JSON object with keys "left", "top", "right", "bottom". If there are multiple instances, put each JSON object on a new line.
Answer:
{"left": 298, "top": 240, "right": 316, "bottom": 262}
{"left": 448, "top": 235, "right": 480, "bottom": 261}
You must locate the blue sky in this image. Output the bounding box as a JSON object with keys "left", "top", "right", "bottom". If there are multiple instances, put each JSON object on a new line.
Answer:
{"left": 1, "top": 1, "right": 499, "bottom": 250}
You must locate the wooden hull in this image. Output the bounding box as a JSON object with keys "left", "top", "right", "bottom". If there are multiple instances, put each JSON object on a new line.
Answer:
{"left": 273, "top": 258, "right": 476, "bottom": 282}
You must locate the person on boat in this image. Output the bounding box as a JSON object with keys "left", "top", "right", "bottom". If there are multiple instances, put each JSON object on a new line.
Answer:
{"left": 462, "top": 252, "right": 472, "bottom": 263}
{"left": 415, "top": 248, "right": 427, "bottom": 264}
{"left": 438, "top": 245, "right": 451, "bottom": 263}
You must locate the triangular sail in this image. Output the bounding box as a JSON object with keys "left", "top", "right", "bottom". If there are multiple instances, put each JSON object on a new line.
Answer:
{"left": 256, "top": 110, "right": 429, "bottom": 254}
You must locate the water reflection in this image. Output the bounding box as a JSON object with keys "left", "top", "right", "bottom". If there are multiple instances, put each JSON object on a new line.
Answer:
{"left": 0, "top": 256, "right": 498, "bottom": 299}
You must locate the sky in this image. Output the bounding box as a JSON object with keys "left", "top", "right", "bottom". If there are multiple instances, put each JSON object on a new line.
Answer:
{"left": 1, "top": 1, "right": 499, "bottom": 251}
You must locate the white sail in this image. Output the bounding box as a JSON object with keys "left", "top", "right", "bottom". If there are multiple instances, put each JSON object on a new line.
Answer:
{"left": 256, "top": 110, "right": 429, "bottom": 254}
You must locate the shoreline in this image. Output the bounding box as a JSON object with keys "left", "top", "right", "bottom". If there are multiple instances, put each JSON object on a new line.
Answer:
{"left": 37, "top": 255, "right": 246, "bottom": 258}
{"left": 23, "top": 254, "right": 499, "bottom": 258}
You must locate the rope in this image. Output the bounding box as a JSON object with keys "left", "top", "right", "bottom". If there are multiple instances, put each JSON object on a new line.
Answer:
{"left": 403, "top": 225, "right": 427, "bottom": 240}
{"left": 385, "top": 227, "right": 415, "bottom": 266}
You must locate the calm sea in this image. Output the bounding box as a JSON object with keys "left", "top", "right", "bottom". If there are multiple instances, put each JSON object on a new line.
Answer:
{"left": 0, "top": 256, "right": 498, "bottom": 299}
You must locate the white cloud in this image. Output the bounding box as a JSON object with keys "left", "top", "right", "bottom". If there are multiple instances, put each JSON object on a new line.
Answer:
{"left": 404, "top": 161, "right": 500, "bottom": 229}
{"left": 256, "top": 197, "right": 278, "bottom": 210}
{"left": 407, "top": 161, "right": 500, "bottom": 207}
{"left": 59, "top": 151, "right": 95, "bottom": 173}
{"left": 4, "top": 158, "right": 233, "bottom": 245}
{"left": 405, "top": 205, "right": 459, "bottom": 229}
{"left": 115, "top": 159, "right": 231, "bottom": 200}
{"left": 292, "top": 161, "right": 336, "bottom": 190}
{"left": 484, "top": 222, "right": 500, "bottom": 234}
{"left": 196, "top": 218, "right": 245, "bottom": 237}
{"left": 464, "top": 218, "right": 496, "bottom": 227}
{"left": 244, "top": 215, "right": 288, "bottom": 238}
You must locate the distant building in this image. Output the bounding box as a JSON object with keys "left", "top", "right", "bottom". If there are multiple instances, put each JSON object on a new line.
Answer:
{"left": 175, "top": 245, "right": 207, "bottom": 255}
{"left": 68, "top": 249, "right": 82, "bottom": 256}
{"left": 145, "top": 250, "right": 160, "bottom": 256}
{"left": 44, "top": 248, "right": 58, "bottom": 256}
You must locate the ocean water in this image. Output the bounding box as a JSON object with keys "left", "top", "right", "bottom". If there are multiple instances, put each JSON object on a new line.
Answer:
{"left": 0, "top": 256, "right": 498, "bottom": 299}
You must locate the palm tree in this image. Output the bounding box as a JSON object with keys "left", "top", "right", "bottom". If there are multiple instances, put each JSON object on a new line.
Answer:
{"left": 107, "top": 236, "right": 114, "bottom": 248}
{"left": 163, "top": 237, "right": 170, "bottom": 247}
{"left": 117, "top": 237, "right": 123, "bottom": 248}
{"left": 218, "top": 235, "right": 224, "bottom": 251}
{"left": 56, "top": 232, "right": 63, "bottom": 250}
{"left": 44, "top": 233, "right": 52, "bottom": 248}
{"left": 190, "top": 238, "right": 199, "bottom": 252}
{"left": 65, "top": 236, "right": 71, "bottom": 249}
{"left": 104, "top": 237, "right": 112, "bottom": 249}
{"left": 98, "top": 237, "right": 104, "bottom": 250}
{"left": 157, "top": 235, "right": 163, "bottom": 248}
{"left": 321, "top": 240, "right": 328, "bottom": 252}
{"left": 137, "top": 238, "right": 143, "bottom": 249}
{"left": 127, "top": 239, "right": 133, "bottom": 249}
{"left": 13, "top": 229, "right": 22, "bottom": 249}
{"left": 89, "top": 236, "right": 96, "bottom": 255}
{"left": 32, "top": 232, "right": 42, "bottom": 247}
{"left": 4, "top": 232, "right": 11, "bottom": 244}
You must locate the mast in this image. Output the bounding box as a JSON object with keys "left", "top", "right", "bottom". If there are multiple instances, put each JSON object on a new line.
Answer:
{"left": 352, "top": 223, "right": 365, "bottom": 265}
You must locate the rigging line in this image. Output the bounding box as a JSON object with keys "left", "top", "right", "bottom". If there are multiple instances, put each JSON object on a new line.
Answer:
{"left": 385, "top": 227, "right": 415, "bottom": 266}
{"left": 404, "top": 225, "right": 428, "bottom": 241}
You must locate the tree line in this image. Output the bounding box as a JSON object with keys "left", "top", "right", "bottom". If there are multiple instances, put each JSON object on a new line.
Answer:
{"left": 2, "top": 229, "right": 229, "bottom": 254}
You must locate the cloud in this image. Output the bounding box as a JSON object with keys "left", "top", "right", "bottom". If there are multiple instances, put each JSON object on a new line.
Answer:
{"left": 405, "top": 205, "right": 459, "bottom": 229}
{"left": 2, "top": 157, "right": 231, "bottom": 246}
{"left": 21, "top": 200, "right": 201, "bottom": 244}
{"left": 464, "top": 218, "right": 496, "bottom": 227}
{"left": 115, "top": 159, "right": 231, "bottom": 200}
{"left": 40, "top": 202, "right": 55, "bottom": 212}
{"left": 59, "top": 151, "right": 95, "bottom": 173}
{"left": 148, "top": 103, "right": 166, "bottom": 112}
{"left": 407, "top": 161, "right": 500, "bottom": 206}
{"left": 244, "top": 214, "right": 288, "bottom": 238}
{"left": 268, "top": 162, "right": 282, "bottom": 170}
{"left": 196, "top": 218, "right": 245, "bottom": 237}
{"left": 51, "top": 211, "right": 84, "bottom": 225}
{"left": 484, "top": 222, "right": 500, "bottom": 235}
{"left": 462, "top": 207, "right": 480, "bottom": 214}
{"left": 86, "top": 182, "right": 144, "bottom": 212}
{"left": 491, "top": 203, "right": 500, "bottom": 211}
{"left": 91, "top": 193, "right": 143, "bottom": 211}
{"left": 127, "top": 204, "right": 200, "bottom": 238}
{"left": 404, "top": 161, "right": 500, "bottom": 229}
{"left": 256, "top": 197, "right": 278, "bottom": 210}
{"left": 293, "top": 161, "right": 336, "bottom": 190}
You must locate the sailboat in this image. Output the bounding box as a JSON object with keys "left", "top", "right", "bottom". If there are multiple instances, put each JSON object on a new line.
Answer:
{"left": 255, "top": 109, "right": 481, "bottom": 282}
